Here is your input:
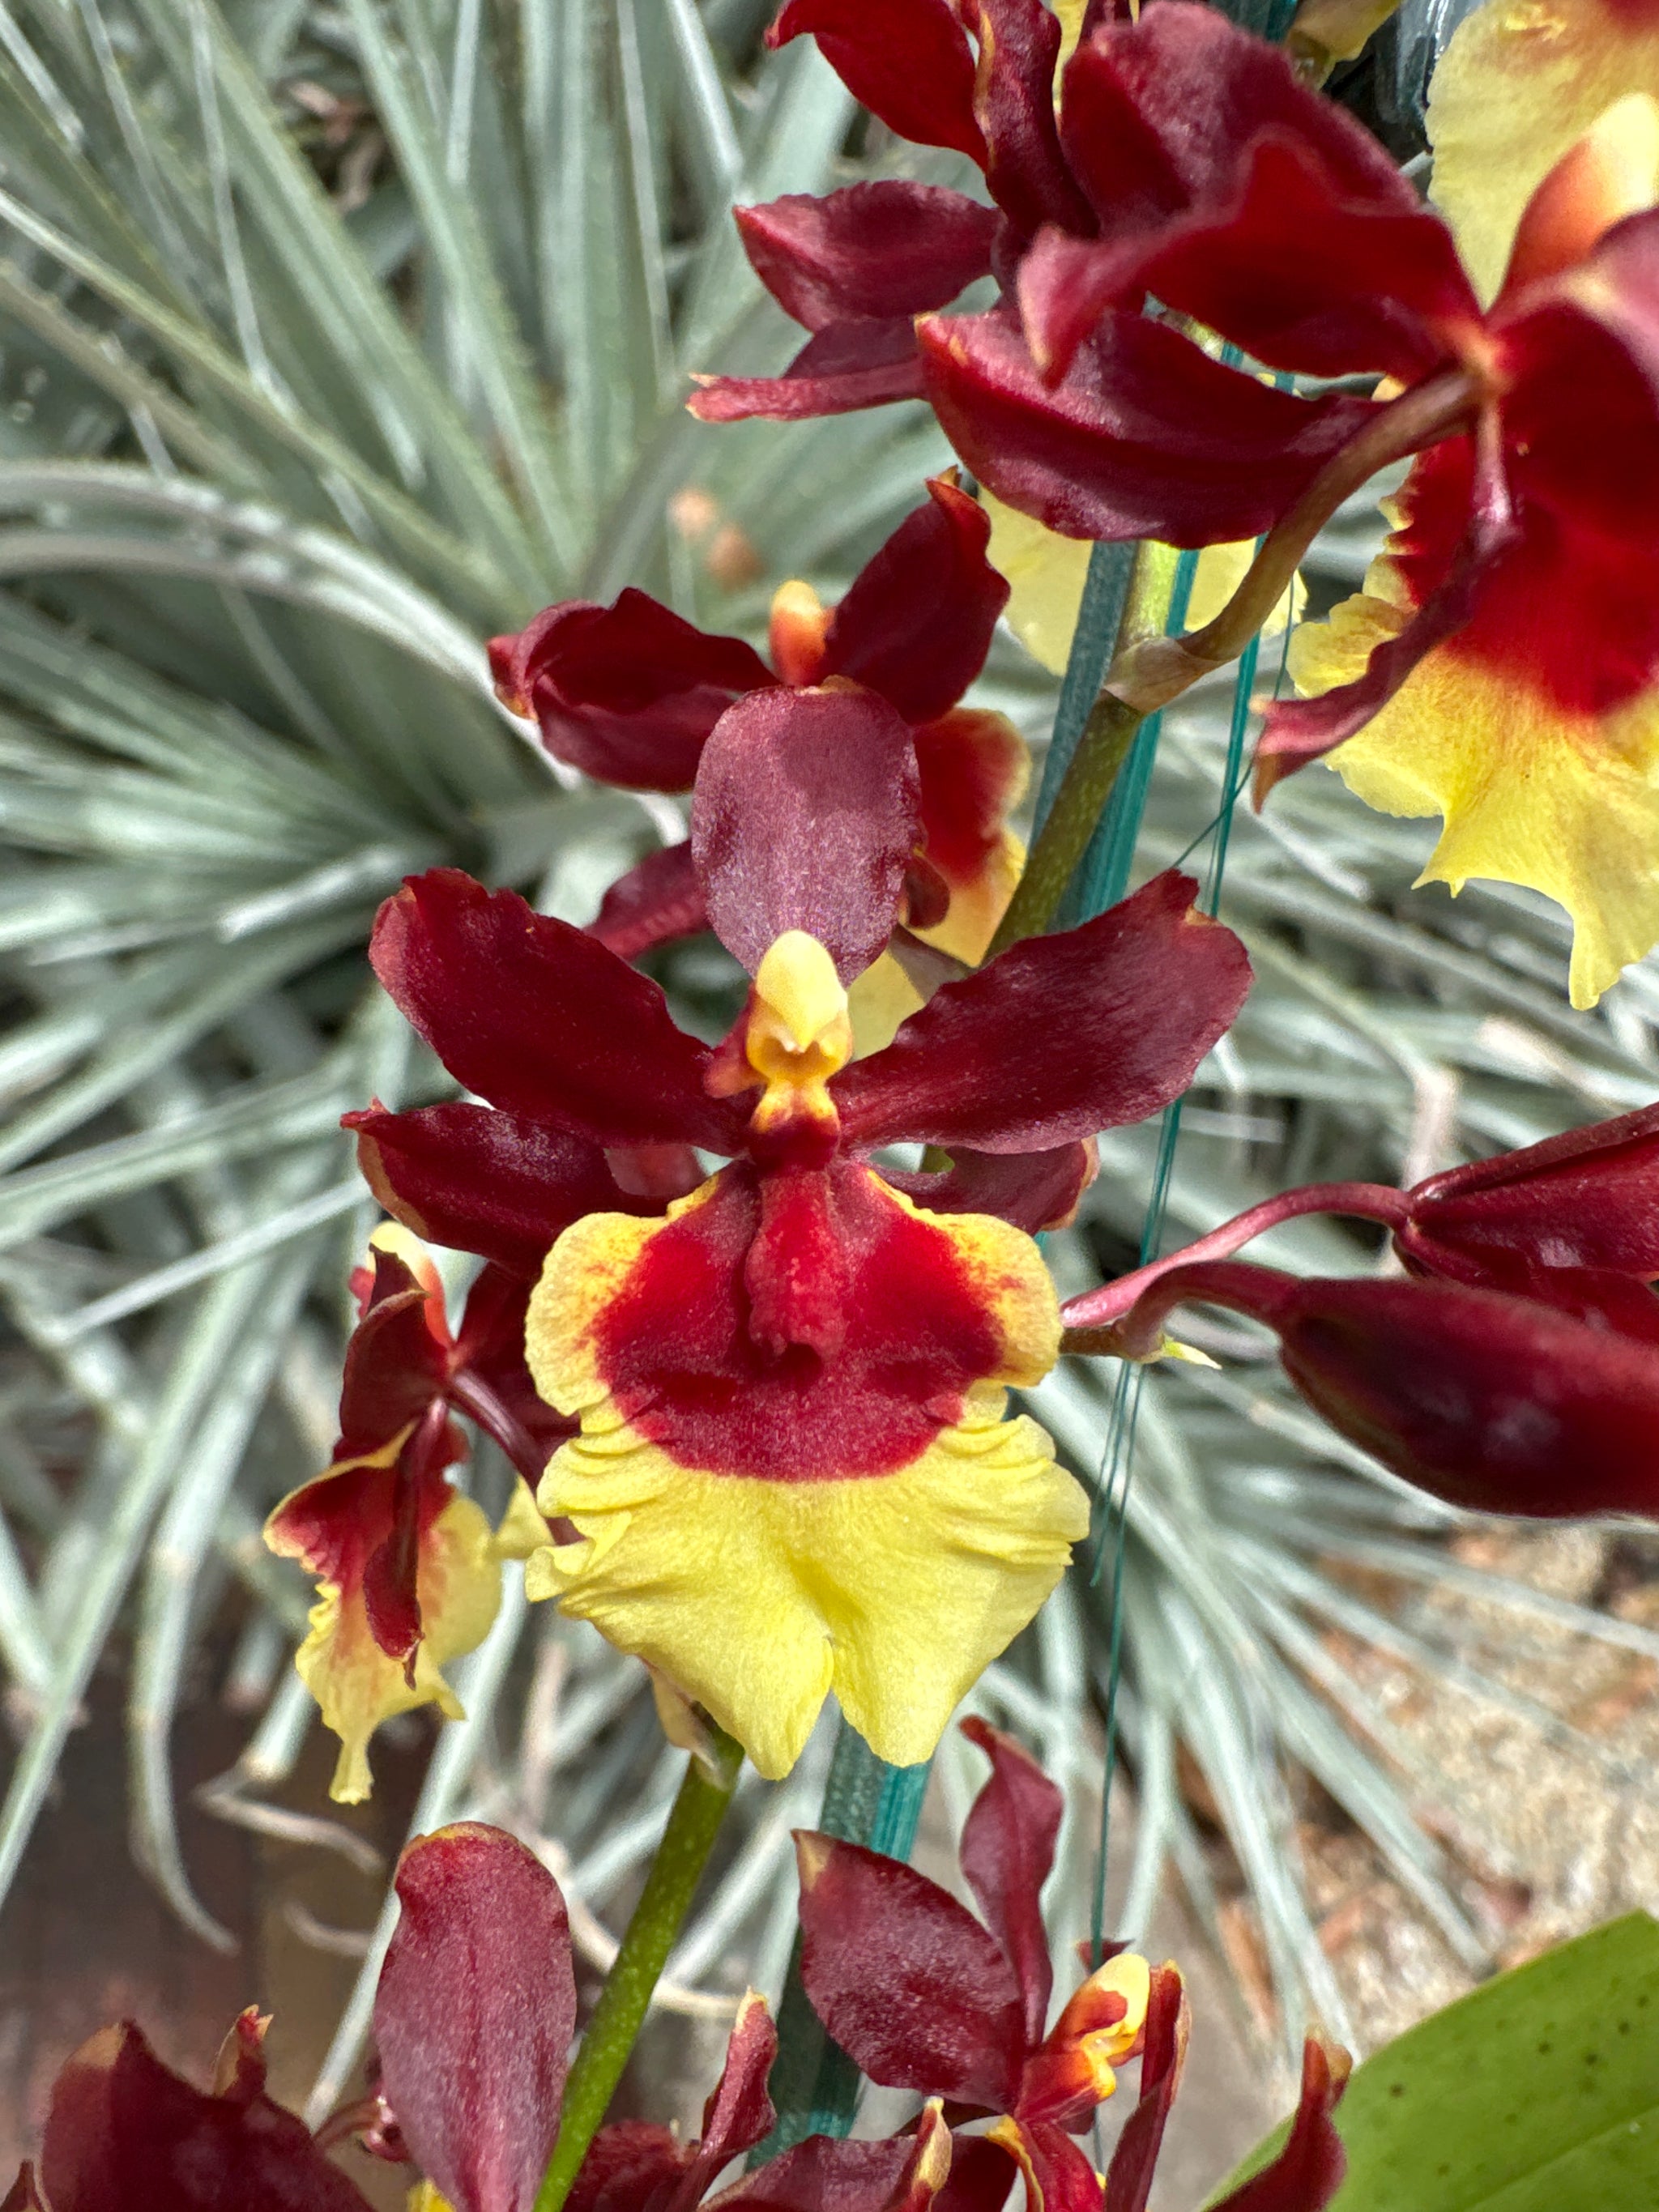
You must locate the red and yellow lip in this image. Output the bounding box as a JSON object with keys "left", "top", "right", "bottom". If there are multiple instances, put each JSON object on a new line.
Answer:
{"left": 522, "top": 1155, "right": 1080, "bottom": 1779}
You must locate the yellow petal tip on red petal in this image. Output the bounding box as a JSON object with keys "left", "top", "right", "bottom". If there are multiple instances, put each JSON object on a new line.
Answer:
{"left": 266, "top": 1458, "right": 502, "bottom": 1806}
{"left": 769, "top": 579, "right": 831, "bottom": 684}
{"left": 1430, "top": 0, "right": 1659, "bottom": 300}
{"left": 367, "top": 1219, "right": 443, "bottom": 1298}
{"left": 523, "top": 1176, "right": 1081, "bottom": 1779}
{"left": 1053, "top": 1950, "right": 1154, "bottom": 2061}
{"left": 753, "top": 931, "right": 851, "bottom": 1059}
{"left": 1292, "top": 581, "right": 1659, "bottom": 1010}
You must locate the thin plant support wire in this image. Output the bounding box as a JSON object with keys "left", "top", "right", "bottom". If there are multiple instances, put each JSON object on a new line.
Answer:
{"left": 1088, "top": 604, "right": 1287, "bottom": 1971}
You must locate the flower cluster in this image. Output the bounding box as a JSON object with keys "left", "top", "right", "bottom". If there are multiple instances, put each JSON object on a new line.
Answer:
{"left": 696, "top": 0, "right": 1659, "bottom": 1004}
{"left": 253, "top": 0, "right": 1659, "bottom": 1840}
{"left": 348, "top": 673, "right": 1248, "bottom": 1779}
{"left": 6, "top": 1735, "right": 1349, "bottom": 2212}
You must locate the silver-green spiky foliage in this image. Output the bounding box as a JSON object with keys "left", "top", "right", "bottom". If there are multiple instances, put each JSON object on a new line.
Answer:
{"left": 0, "top": 0, "right": 1653, "bottom": 2099}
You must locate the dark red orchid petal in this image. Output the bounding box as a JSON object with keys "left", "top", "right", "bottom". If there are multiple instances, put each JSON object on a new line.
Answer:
{"left": 1098, "top": 1965, "right": 1188, "bottom": 2212}
{"left": 971, "top": 0, "right": 1094, "bottom": 237}
{"left": 1131, "top": 138, "right": 1476, "bottom": 382}
{"left": 993, "top": 2123, "right": 1100, "bottom": 2212}
{"left": 819, "top": 478, "right": 1009, "bottom": 726}
{"left": 2, "top": 2167, "right": 43, "bottom": 2211}
{"left": 795, "top": 1831, "right": 1026, "bottom": 2111}
{"left": 1059, "top": 1, "right": 1410, "bottom": 233}
{"left": 1402, "top": 1104, "right": 1659, "bottom": 1284}
{"left": 370, "top": 872, "right": 741, "bottom": 1153}
{"left": 374, "top": 1824, "right": 577, "bottom": 2212}
{"left": 723, "top": 2107, "right": 953, "bottom": 2212}
{"left": 590, "top": 842, "right": 710, "bottom": 962}
{"left": 348, "top": 1102, "right": 642, "bottom": 1279}
{"left": 692, "top": 688, "right": 921, "bottom": 982}
{"left": 1495, "top": 217, "right": 1659, "bottom": 544}
{"left": 689, "top": 318, "right": 927, "bottom": 422}
{"left": 912, "top": 709, "right": 1026, "bottom": 892}
{"left": 736, "top": 186, "right": 998, "bottom": 330}
{"left": 769, "top": 0, "right": 987, "bottom": 167}
{"left": 40, "top": 2014, "right": 373, "bottom": 2212}
{"left": 1021, "top": 138, "right": 1475, "bottom": 386}
{"left": 569, "top": 2124, "right": 689, "bottom": 2212}
{"left": 1135, "top": 1262, "right": 1659, "bottom": 1517}
{"left": 1212, "top": 2036, "right": 1350, "bottom": 2212}
{"left": 837, "top": 872, "right": 1250, "bottom": 1154}
{"left": 723, "top": 2139, "right": 919, "bottom": 2212}
{"left": 957, "top": 1718, "right": 1062, "bottom": 2048}
{"left": 1422, "top": 1259, "right": 1659, "bottom": 1345}
{"left": 451, "top": 1264, "right": 578, "bottom": 1474}
{"left": 919, "top": 309, "right": 1378, "bottom": 546}
{"left": 931, "top": 2135, "right": 1017, "bottom": 2212}
{"left": 880, "top": 1142, "right": 1094, "bottom": 1234}
{"left": 335, "top": 1266, "right": 449, "bottom": 1459}
{"left": 666, "top": 1995, "right": 779, "bottom": 2212}
{"left": 489, "top": 593, "right": 770, "bottom": 792}
{"left": 1256, "top": 419, "right": 1520, "bottom": 799}
{"left": 361, "top": 1402, "right": 461, "bottom": 1669}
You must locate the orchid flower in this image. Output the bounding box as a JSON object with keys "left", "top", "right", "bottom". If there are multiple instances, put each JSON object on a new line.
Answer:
{"left": 690, "top": 4, "right": 1376, "bottom": 541}
{"left": 489, "top": 476, "right": 1028, "bottom": 1015}
{"left": 356, "top": 682, "right": 1249, "bottom": 1776}
{"left": 264, "top": 1231, "right": 558, "bottom": 1803}
{"left": 792, "top": 1720, "right": 1351, "bottom": 2212}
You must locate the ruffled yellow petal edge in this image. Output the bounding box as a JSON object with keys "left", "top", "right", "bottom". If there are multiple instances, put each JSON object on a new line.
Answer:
{"left": 982, "top": 494, "right": 1303, "bottom": 679}
{"left": 1429, "top": 0, "right": 1659, "bottom": 303}
{"left": 1288, "top": 578, "right": 1659, "bottom": 1009}
{"left": 522, "top": 1179, "right": 1085, "bottom": 1778}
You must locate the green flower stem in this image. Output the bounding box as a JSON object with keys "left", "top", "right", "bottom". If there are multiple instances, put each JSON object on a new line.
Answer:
{"left": 987, "top": 367, "right": 1480, "bottom": 957}
{"left": 535, "top": 1728, "right": 743, "bottom": 2212}
{"left": 988, "top": 541, "right": 1183, "bottom": 954}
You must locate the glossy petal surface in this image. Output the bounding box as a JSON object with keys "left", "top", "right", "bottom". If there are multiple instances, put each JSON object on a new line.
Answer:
{"left": 919, "top": 310, "right": 1376, "bottom": 545}
{"left": 374, "top": 1825, "right": 576, "bottom": 2212}
{"left": 689, "top": 319, "right": 928, "bottom": 421}
{"left": 371, "top": 872, "right": 740, "bottom": 1151}
{"left": 349, "top": 1102, "right": 642, "bottom": 1277}
{"left": 795, "top": 1834, "right": 1026, "bottom": 2109}
{"left": 692, "top": 688, "right": 920, "bottom": 982}
{"left": 736, "top": 185, "right": 998, "bottom": 326}
{"left": 588, "top": 842, "right": 709, "bottom": 962}
{"left": 957, "top": 1716, "right": 1062, "bottom": 2046}
{"left": 819, "top": 478, "right": 1009, "bottom": 727}
{"left": 39, "top": 2016, "right": 371, "bottom": 2212}
{"left": 491, "top": 592, "right": 770, "bottom": 791}
{"left": 769, "top": 0, "right": 987, "bottom": 164}
{"left": 837, "top": 873, "right": 1250, "bottom": 1153}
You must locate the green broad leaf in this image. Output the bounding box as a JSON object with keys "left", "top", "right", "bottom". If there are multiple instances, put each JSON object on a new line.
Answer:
{"left": 1210, "top": 1913, "right": 1659, "bottom": 2209}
